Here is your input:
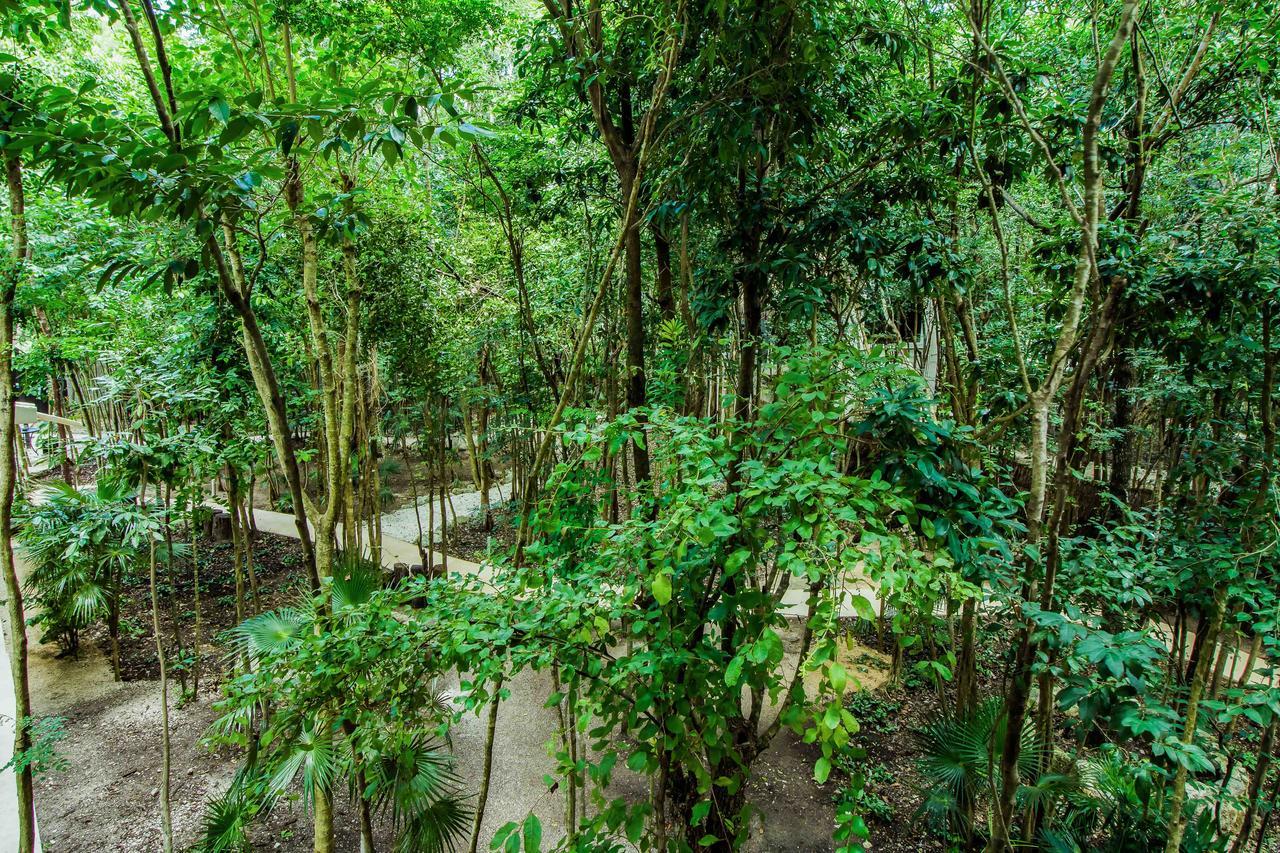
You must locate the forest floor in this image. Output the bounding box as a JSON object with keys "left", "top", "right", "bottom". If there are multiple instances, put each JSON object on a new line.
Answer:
{"left": 26, "top": 532, "right": 383, "bottom": 852}
{"left": 23, "top": 483, "right": 949, "bottom": 851}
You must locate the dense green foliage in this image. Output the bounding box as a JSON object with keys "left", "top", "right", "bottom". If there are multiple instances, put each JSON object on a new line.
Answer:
{"left": 0, "top": 0, "right": 1278, "bottom": 850}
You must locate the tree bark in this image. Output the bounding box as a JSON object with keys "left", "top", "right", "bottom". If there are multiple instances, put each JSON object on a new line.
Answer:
{"left": 468, "top": 674, "right": 503, "bottom": 853}
{"left": 653, "top": 225, "right": 675, "bottom": 321}
{"left": 1165, "top": 588, "right": 1227, "bottom": 853}
{"left": 313, "top": 787, "right": 334, "bottom": 853}
{"left": 620, "top": 164, "right": 651, "bottom": 486}
{"left": 3, "top": 146, "right": 37, "bottom": 853}
{"left": 144, "top": 474, "right": 175, "bottom": 853}
{"left": 984, "top": 5, "right": 1140, "bottom": 848}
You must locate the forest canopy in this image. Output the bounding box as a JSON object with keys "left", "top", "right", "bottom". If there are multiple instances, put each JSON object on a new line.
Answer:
{"left": 0, "top": 0, "right": 1278, "bottom": 851}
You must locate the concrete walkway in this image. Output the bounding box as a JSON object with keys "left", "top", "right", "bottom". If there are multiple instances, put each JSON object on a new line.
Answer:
{"left": 234, "top": 500, "right": 885, "bottom": 618}
{"left": 231, "top": 502, "right": 487, "bottom": 580}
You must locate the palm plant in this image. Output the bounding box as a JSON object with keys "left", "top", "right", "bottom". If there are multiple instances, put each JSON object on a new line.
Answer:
{"left": 1038, "top": 751, "right": 1173, "bottom": 853}
{"left": 365, "top": 730, "right": 473, "bottom": 853}
{"left": 199, "top": 769, "right": 275, "bottom": 853}
{"left": 916, "top": 697, "right": 1042, "bottom": 845}
{"left": 16, "top": 479, "right": 147, "bottom": 676}
{"left": 205, "top": 554, "right": 470, "bottom": 852}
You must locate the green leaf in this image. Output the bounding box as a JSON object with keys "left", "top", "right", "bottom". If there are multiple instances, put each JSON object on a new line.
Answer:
{"left": 522, "top": 814, "right": 542, "bottom": 853}
{"left": 652, "top": 572, "right": 672, "bottom": 606}
{"left": 829, "top": 662, "right": 848, "bottom": 694}
{"left": 490, "top": 821, "right": 518, "bottom": 850}
{"left": 725, "top": 656, "right": 744, "bottom": 687}
{"left": 209, "top": 97, "right": 230, "bottom": 123}
{"left": 851, "top": 595, "right": 876, "bottom": 621}
{"left": 814, "top": 756, "right": 832, "bottom": 784}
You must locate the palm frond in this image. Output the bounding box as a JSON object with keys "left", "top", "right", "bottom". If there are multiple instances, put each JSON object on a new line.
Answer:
{"left": 375, "top": 734, "right": 461, "bottom": 817}
{"left": 394, "top": 795, "right": 473, "bottom": 853}
{"left": 231, "top": 609, "right": 308, "bottom": 661}
{"left": 204, "top": 700, "right": 258, "bottom": 745}
{"left": 916, "top": 698, "right": 1001, "bottom": 798}
{"left": 267, "top": 720, "right": 342, "bottom": 806}
{"left": 157, "top": 540, "right": 191, "bottom": 564}
{"left": 1038, "top": 828, "right": 1084, "bottom": 853}
{"left": 69, "top": 582, "right": 110, "bottom": 624}
{"left": 915, "top": 697, "right": 1041, "bottom": 822}
{"left": 329, "top": 554, "right": 383, "bottom": 612}
{"left": 1019, "top": 772, "right": 1079, "bottom": 811}
{"left": 198, "top": 770, "right": 274, "bottom": 853}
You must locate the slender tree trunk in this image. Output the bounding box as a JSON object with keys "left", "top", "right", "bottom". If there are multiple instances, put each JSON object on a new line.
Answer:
{"left": 1165, "top": 587, "right": 1227, "bottom": 853}
{"left": 478, "top": 397, "right": 492, "bottom": 531}
{"left": 2, "top": 147, "right": 37, "bottom": 853}
{"left": 215, "top": 221, "right": 317, "bottom": 587}
{"left": 1107, "top": 339, "right": 1137, "bottom": 509}
{"left": 437, "top": 396, "right": 449, "bottom": 572}
{"left": 190, "top": 497, "right": 203, "bottom": 697}
{"left": 984, "top": 6, "right": 1139, "bottom": 846}
{"left": 313, "top": 787, "right": 334, "bottom": 853}
{"left": 107, "top": 565, "right": 122, "bottom": 679}
{"left": 141, "top": 468, "right": 174, "bottom": 853}
{"left": 401, "top": 429, "right": 427, "bottom": 566}
{"left": 1230, "top": 718, "right": 1277, "bottom": 853}
{"left": 620, "top": 164, "right": 650, "bottom": 486}
{"left": 955, "top": 598, "right": 978, "bottom": 714}
{"left": 468, "top": 674, "right": 503, "bottom": 853}
{"left": 357, "top": 766, "right": 376, "bottom": 853}
{"left": 162, "top": 482, "right": 186, "bottom": 693}
{"left": 237, "top": 495, "right": 260, "bottom": 613}
{"left": 228, "top": 469, "right": 246, "bottom": 624}
{"left": 653, "top": 225, "right": 675, "bottom": 321}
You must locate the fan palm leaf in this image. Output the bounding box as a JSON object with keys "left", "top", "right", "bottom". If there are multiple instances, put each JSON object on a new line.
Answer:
{"left": 231, "top": 609, "right": 308, "bottom": 662}
{"left": 267, "top": 719, "right": 342, "bottom": 806}
{"left": 329, "top": 554, "right": 383, "bottom": 613}
{"left": 394, "top": 795, "right": 472, "bottom": 853}
{"left": 916, "top": 697, "right": 1041, "bottom": 827}
{"left": 198, "top": 769, "right": 275, "bottom": 853}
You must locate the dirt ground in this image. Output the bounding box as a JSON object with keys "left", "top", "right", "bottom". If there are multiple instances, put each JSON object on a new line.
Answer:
{"left": 104, "top": 532, "right": 311, "bottom": 683}
{"left": 27, "top": 533, "right": 380, "bottom": 852}
{"left": 25, "top": 511, "right": 923, "bottom": 852}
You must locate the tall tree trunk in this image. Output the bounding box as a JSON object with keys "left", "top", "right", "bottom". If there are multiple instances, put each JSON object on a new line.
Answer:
{"left": 955, "top": 598, "right": 978, "bottom": 714}
{"left": 190, "top": 495, "right": 203, "bottom": 697}
{"left": 215, "top": 221, "right": 317, "bottom": 587}
{"left": 3, "top": 145, "right": 37, "bottom": 853}
{"left": 228, "top": 468, "right": 246, "bottom": 624}
{"left": 162, "top": 482, "right": 186, "bottom": 694}
{"left": 1229, "top": 718, "right": 1277, "bottom": 853}
{"left": 1107, "top": 339, "right": 1137, "bottom": 509}
{"left": 620, "top": 164, "right": 650, "bottom": 486}
{"left": 983, "top": 5, "right": 1139, "bottom": 847}
{"left": 477, "top": 386, "right": 492, "bottom": 531}
{"left": 1165, "top": 587, "right": 1227, "bottom": 853}
{"left": 437, "top": 396, "right": 449, "bottom": 573}
{"left": 467, "top": 674, "right": 503, "bottom": 853}
{"left": 653, "top": 225, "right": 675, "bottom": 321}
{"left": 356, "top": 766, "right": 376, "bottom": 853}
{"left": 146, "top": 489, "right": 175, "bottom": 853}
{"left": 313, "top": 787, "right": 334, "bottom": 853}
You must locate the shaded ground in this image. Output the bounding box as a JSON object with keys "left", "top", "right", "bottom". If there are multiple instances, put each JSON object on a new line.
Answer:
{"left": 32, "top": 674, "right": 384, "bottom": 852}
{"left": 840, "top": 683, "right": 944, "bottom": 852}
{"left": 102, "top": 531, "right": 312, "bottom": 683}
{"left": 24, "top": 502, "right": 945, "bottom": 852}
{"left": 448, "top": 502, "right": 518, "bottom": 563}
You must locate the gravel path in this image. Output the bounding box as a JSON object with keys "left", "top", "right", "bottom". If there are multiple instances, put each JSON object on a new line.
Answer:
{"left": 380, "top": 478, "right": 509, "bottom": 547}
